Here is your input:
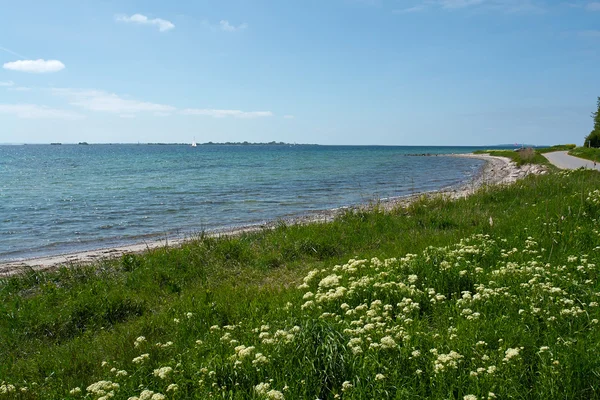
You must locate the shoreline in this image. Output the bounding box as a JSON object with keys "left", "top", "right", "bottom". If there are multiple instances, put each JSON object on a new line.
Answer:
{"left": 0, "top": 154, "right": 546, "bottom": 277}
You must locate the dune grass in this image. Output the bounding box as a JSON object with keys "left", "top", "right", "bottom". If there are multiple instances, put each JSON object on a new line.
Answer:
{"left": 1, "top": 169, "right": 600, "bottom": 399}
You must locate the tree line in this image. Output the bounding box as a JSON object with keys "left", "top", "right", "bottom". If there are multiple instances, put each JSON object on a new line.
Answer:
{"left": 585, "top": 96, "right": 600, "bottom": 148}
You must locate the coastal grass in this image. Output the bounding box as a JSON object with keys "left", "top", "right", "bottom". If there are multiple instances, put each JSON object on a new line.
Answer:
{"left": 569, "top": 147, "right": 600, "bottom": 163}
{"left": 537, "top": 144, "right": 577, "bottom": 154}
{"left": 1, "top": 169, "right": 600, "bottom": 399}
{"left": 472, "top": 149, "right": 551, "bottom": 166}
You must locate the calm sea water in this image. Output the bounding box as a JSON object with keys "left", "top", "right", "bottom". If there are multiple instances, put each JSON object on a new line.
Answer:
{"left": 0, "top": 144, "right": 488, "bottom": 261}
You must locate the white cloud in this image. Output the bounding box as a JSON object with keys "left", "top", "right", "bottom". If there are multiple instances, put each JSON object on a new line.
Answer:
{"left": 3, "top": 59, "right": 65, "bottom": 73}
{"left": 587, "top": 2, "right": 600, "bottom": 10}
{"left": 52, "top": 89, "right": 176, "bottom": 114}
{"left": 0, "top": 80, "right": 14, "bottom": 86}
{"left": 0, "top": 104, "right": 83, "bottom": 119}
{"left": 115, "top": 14, "right": 174, "bottom": 32}
{"left": 180, "top": 109, "right": 273, "bottom": 118}
{"left": 8, "top": 86, "right": 31, "bottom": 91}
{"left": 283, "top": 115, "right": 295, "bottom": 119}
{"left": 219, "top": 20, "right": 248, "bottom": 32}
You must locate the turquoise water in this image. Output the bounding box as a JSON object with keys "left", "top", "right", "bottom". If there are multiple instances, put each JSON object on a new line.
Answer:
{"left": 0, "top": 144, "right": 487, "bottom": 261}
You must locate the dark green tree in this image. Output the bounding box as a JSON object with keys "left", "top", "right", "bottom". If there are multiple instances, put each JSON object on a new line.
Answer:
{"left": 584, "top": 97, "right": 600, "bottom": 148}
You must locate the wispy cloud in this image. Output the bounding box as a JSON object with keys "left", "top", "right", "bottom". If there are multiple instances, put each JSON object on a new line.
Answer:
{"left": 283, "top": 115, "right": 295, "bottom": 119}
{"left": 115, "top": 14, "right": 175, "bottom": 32}
{"left": 0, "top": 46, "right": 28, "bottom": 59}
{"left": 586, "top": 2, "right": 600, "bottom": 10}
{"left": 8, "top": 86, "right": 31, "bottom": 91}
{"left": 52, "top": 89, "right": 176, "bottom": 114}
{"left": 180, "top": 109, "right": 273, "bottom": 118}
{"left": 0, "top": 80, "right": 14, "bottom": 87}
{"left": 579, "top": 29, "right": 600, "bottom": 37}
{"left": 3, "top": 59, "right": 65, "bottom": 73}
{"left": 394, "top": 0, "right": 545, "bottom": 13}
{"left": 393, "top": 5, "right": 427, "bottom": 13}
{"left": 0, "top": 104, "right": 83, "bottom": 120}
{"left": 219, "top": 20, "right": 248, "bottom": 32}
{"left": 51, "top": 88, "right": 275, "bottom": 120}
{"left": 438, "top": 0, "right": 485, "bottom": 9}
{"left": 202, "top": 19, "right": 249, "bottom": 32}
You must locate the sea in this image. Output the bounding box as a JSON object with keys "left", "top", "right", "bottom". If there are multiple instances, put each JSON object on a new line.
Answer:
{"left": 0, "top": 144, "right": 496, "bottom": 262}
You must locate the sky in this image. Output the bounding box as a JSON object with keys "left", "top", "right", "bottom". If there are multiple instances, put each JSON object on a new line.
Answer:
{"left": 0, "top": 0, "right": 599, "bottom": 146}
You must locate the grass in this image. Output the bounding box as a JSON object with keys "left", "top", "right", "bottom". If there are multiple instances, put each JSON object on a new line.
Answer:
{"left": 569, "top": 147, "right": 600, "bottom": 163}
{"left": 472, "top": 148, "right": 551, "bottom": 166}
{"left": 2, "top": 168, "right": 600, "bottom": 399}
{"left": 536, "top": 144, "right": 577, "bottom": 154}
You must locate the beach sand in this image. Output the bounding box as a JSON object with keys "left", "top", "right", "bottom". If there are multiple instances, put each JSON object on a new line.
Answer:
{"left": 0, "top": 154, "right": 546, "bottom": 277}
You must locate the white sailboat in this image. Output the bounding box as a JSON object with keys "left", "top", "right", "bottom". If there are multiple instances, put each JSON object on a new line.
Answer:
{"left": 191, "top": 137, "right": 197, "bottom": 147}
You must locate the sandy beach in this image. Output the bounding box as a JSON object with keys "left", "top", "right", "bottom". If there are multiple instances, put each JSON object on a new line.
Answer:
{"left": 0, "top": 153, "right": 546, "bottom": 277}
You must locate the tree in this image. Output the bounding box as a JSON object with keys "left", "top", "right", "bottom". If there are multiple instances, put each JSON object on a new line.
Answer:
{"left": 584, "top": 97, "right": 600, "bottom": 148}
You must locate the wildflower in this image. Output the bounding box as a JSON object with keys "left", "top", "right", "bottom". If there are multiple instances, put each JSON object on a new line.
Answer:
{"left": 266, "top": 389, "right": 285, "bottom": 399}
{"left": 116, "top": 370, "right": 128, "bottom": 377}
{"left": 86, "top": 380, "right": 120, "bottom": 397}
{"left": 69, "top": 387, "right": 82, "bottom": 395}
{"left": 234, "top": 345, "right": 255, "bottom": 359}
{"left": 186, "top": 312, "right": 194, "bottom": 318}
{"left": 134, "top": 336, "right": 146, "bottom": 347}
{"left": 318, "top": 274, "right": 341, "bottom": 288}
{"left": 153, "top": 366, "right": 173, "bottom": 379}
{"left": 464, "top": 395, "right": 478, "bottom": 400}
{"left": 166, "top": 384, "right": 178, "bottom": 392}
{"left": 255, "top": 382, "right": 271, "bottom": 395}
{"left": 375, "top": 373, "right": 386, "bottom": 380}
{"left": 380, "top": 336, "right": 397, "bottom": 349}
{"left": 173, "top": 318, "right": 180, "bottom": 323}
{"left": 503, "top": 348, "right": 520, "bottom": 362}
{"left": 253, "top": 353, "right": 269, "bottom": 365}
{"left": 341, "top": 381, "right": 353, "bottom": 392}
{"left": 132, "top": 353, "right": 150, "bottom": 364}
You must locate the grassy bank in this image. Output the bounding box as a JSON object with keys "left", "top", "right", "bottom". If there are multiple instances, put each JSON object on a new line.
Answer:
{"left": 472, "top": 149, "right": 550, "bottom": 166}
{"left": 569, "top": 147, "right": 600, "bottom": 163}
{"left": 2, "top": 168, "right": 600, "bottom": 399}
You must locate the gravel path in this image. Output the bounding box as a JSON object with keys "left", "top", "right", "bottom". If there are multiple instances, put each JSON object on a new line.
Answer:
{"left": 543, "top": 151, "right": 600, "bottom": 171}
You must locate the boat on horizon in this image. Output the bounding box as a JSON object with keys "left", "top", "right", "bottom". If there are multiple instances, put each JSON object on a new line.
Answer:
{"left": 191, "top": 138, "right": 197, "bottom": 147}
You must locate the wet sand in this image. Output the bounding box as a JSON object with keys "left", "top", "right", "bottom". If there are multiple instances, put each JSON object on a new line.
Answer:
{"left": 0, "top": 154, "right": 546, "bottom": 277}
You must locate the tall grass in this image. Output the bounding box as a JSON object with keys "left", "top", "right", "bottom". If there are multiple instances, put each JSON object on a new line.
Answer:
{"left": 1, "top": 169, "right": 600, "bottom": 399}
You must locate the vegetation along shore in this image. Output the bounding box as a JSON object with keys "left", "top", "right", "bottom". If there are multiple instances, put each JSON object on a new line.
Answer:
{"left": 1, "top": 147, "right": 600, "bottom": 399}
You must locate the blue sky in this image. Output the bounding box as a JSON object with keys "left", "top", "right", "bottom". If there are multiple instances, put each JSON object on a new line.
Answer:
{"left": 0, "top": 0, "right": 599, "bottom": 145}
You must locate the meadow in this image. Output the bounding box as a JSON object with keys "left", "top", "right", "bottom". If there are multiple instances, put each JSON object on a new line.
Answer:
{"left": 1, "top": 166, "right": 600, "bottom": 399}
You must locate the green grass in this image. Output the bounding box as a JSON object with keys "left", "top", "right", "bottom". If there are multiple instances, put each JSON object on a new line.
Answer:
{"left": 472, "top": 148, "right": 551, "bottom": 166}
{"left": 2, "top": 169, "right": 600, "bottom": 399}
{"left": 536, "top": 144, "right": 577, "bottom": 154}
{"left": 569, "top": 147, "right": 600, "bottom": 163}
